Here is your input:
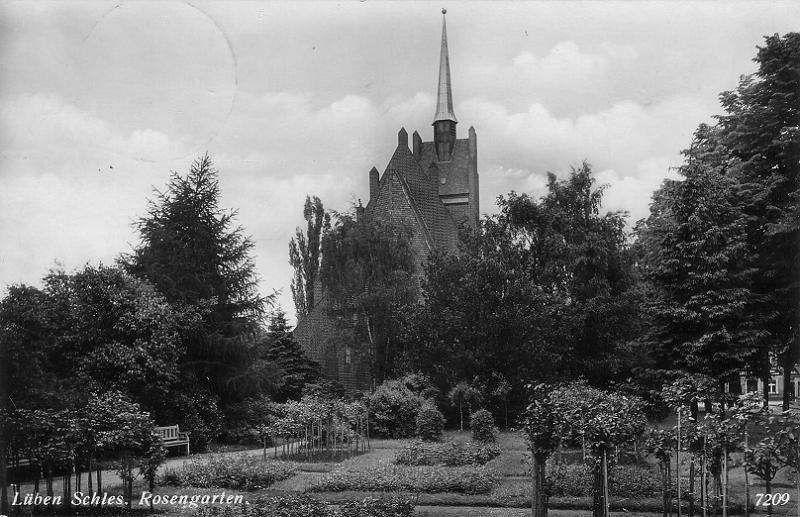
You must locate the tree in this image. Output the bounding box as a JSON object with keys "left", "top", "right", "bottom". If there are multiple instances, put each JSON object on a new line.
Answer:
{"left": 448, "top": 381, "right": 483, "bottom": 432}
{"left": 552, "top": 382, "right": 646, "bottom": 517}
{"left": 289, "top": 196, "right": 329, "bottom": 320}
{"left": 261, "top": 309, "right": 320, "bottom": 402}
{"left": 122, "top": 154, "right": 275, "bottom": 443}
{"left": 44, "top": 265, "right": 191, "bottom": 415}
{"left": 644, "top": 428, "right": 676, "bottom": 517}
{"left": 406, "top": 162, "right": 639, "bottom": 417}
{"left": 523, "top": 384, "right": 562, "bottom": 517}
{"left": 320, "top": 214, "right": 415, "bottom": 387}
{"left": 637, "top": 124, "right": 759, "bottom": 397}
{"left": 716, "top": 33, "right": 800, "bottom": 410}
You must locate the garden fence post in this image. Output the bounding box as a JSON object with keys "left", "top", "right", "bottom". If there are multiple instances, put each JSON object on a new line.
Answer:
{"left": 677, "top": 407, "right": 682, "bottom": 517}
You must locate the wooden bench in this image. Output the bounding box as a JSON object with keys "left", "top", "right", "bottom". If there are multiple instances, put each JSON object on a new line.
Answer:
{"left": 155, "top": 425, "right": 190, "bottom": 455}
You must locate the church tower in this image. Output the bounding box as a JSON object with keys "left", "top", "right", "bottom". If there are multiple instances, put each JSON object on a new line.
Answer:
{"left": 433, "top": 9, "right": 458, "bottom": 162}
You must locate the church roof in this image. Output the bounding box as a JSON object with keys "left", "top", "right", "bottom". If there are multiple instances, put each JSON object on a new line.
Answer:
{"left": 365, "top": 143, "right": 459, "bottom": 251}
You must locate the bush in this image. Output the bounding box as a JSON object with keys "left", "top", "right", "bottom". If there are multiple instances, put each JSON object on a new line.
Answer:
{"left": 415, "top": 404, "right": 445, "bottom": 441}
{"left": 547, "top": 461, "right": 661, "bottom": 497}
{"left": 367, "top": 379, "right": 426, "bottom": 438}
{"left": 395, "top": 440, "right": 500, "bottom": 466}
{"left": 470, "top": 409, "right": 497, "bottom": 443}
{"left": 309, "top": 462, "right": 495, "bottom": 494}
{"left": 194, "top": 495, "right": 415, "bottom": 517}
{"left": 337, "top": 497, "right": 416, "bottom": 517}
{"left": 159, "top": 454, "right": 296, "bottom": 490}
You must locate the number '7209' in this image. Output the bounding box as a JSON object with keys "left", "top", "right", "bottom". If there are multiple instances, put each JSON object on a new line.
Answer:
{"left": 755, "top": 493, "right": 791, "bottom": 506}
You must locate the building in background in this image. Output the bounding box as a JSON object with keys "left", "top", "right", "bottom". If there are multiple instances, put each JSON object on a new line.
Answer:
{"left": 294, "top": 10, "right": 479, "bottom": 390}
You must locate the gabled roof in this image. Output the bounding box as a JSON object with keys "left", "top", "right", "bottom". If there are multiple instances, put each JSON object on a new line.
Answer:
{"left": 366, "top": 143, "right": 459, "bottom": 251}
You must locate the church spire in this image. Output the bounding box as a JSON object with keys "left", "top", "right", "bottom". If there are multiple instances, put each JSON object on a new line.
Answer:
{"left": 433, "top": 8, "right": 457, "bottom": 124}
{"left": 432, "top": 8, "right": 457, "bottom": 161}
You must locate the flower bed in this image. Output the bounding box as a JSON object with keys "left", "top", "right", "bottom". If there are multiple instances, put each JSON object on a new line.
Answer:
{"left": 159, "top": 454, "right": 296, "bottom": 491}
{"left": 308, "top": 462, "right": 496, "bottom": 494}
{"left": 394, "top": 440, "right": 501, "bottom": 466}
{"left": 194, "top": 495, "right": 415, "bottom": 517}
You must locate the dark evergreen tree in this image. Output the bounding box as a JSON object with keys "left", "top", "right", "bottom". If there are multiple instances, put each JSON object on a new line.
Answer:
{"left": 121, "top": 154, "right": 276, "bottom": 446}
{"left": 289, "top": 196, "right": 329, "bottom": 320}
{"left": 262, "top": 309, "right": 320, "bottom": 401}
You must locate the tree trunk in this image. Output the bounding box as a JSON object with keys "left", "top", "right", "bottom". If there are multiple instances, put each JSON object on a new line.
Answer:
{"left": 662, "top": 460, "right": 671, "bottom": 517}
{"left": 459, "top": 401, "right": 464, "bottom": 432}
{"left": 689, "top": 456, "right": 696, "bottom": 517}
{"left": 762, "top": 372, "right": 771, "bottom": 408}
{"left": 592, "top": 446, "right": 608, "bottom": 517}
{"left": 782, "top": 359, "right": 793, "bottom": 412}
{"left": 0, "top": 444, "right": 7, "bottom": 515}
{"left": 531, "top": 453, "right": 548, "bottom": 517}
{"left": 765, "top": 476, "right": 772, "bottom": 516}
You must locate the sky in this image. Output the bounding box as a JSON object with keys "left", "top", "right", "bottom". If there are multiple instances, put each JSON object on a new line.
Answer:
{"left": 1, "top": 1, "right": 798, "bottom": 323}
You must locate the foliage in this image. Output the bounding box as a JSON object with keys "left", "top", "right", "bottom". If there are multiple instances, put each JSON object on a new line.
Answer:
{"left": 309, "top": 462, "right": 495, "bottom": 494}
{"left": 366, "top": 378, "right": 426, "bottom": 439}
{"left": 635, "top": 124, "right": 752, "bottom": 383}
{"left": 415, "top": 404, "right": 446, "bottom": 442}
{"left": 122, "top": 154, "right": 275, "bottom": 433}
{"left": 547, "top": 462, "right": 661, "bottom": 498}
{"left": 470, "top": 409, "right": 498, "bottom": 443}
{"left": 159, "top": 454, "right": 296, "bottom": 490}
{"left": 320, "top": 214, "right": 416, "bottom": 386}
{"left": 394, "top": 440, "right": 500, "bottom": 466}
{"left": 290, "top": 196, "right": 330, "bottom": 319}
{"left": 258, "top": 397, "right": 369, "bottom": 459}
{"left": 717, "top": 33, "right": 800, "bottom": 408}
{"left": 405, "top": 162, "right": 640, "bottom": 421}
{"left": 261, "top": 309, "right": 320, "bottom": 402}
{"left": 448, "top": 381, "right": 483, "bottom": 431}
{"left": 193, "top": 495, "right": 415, "bottom": 517}
{"left": 1, "top": 266, "right": 193, "bottom": 416}
{"left": 635, "top": 33, "right": 800, "bottom": 407}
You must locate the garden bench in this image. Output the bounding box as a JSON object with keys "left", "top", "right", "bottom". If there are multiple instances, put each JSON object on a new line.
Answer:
{"left": 155, "top": 425, "right": 190, "bottom": 455}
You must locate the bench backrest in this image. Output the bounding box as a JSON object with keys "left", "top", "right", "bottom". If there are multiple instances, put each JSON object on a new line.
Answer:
{"left": 155, "top": 425, "right": 180, "bottom": 440}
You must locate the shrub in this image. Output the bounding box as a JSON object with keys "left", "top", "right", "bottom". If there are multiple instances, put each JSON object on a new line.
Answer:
{"left": 159, "top": 454, "right": 296, "bottom": 490}
{"left": 309, "top": 462, "right": 495, "bottom": 494}
{"left": 367, "top": 379, "right": 425, "bottom": 438}
{"left": 546, "top": 461, "right": 661, "bottom": 497}
{"left": 194, "top": 495, "right": 415, "bottom": 517}
{"left": 470, "top": 409, "right": 497, "bottom": 443}
{"left": 395, "top": 440, "right": 500, "bottom": 466}
{"left": 337, "top": 497, "right": 416, "bottom": 517}
{"left": 415, "top": 404, "right": 445, "bottom": 441}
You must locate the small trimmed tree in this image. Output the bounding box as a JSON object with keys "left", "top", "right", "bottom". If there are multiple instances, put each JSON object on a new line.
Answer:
{"left": 523, "top": 384, "right": 562, "bottom": 517}
{"left": 448, "top": 381, "right": 483, "bottom": 432}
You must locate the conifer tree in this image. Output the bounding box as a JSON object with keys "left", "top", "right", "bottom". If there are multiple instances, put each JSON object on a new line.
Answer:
{"left": 122, "top": 154, "right": 275, "bottom": 445}
{"left": 262, "top": 309, "right": 320, "bottom": 401}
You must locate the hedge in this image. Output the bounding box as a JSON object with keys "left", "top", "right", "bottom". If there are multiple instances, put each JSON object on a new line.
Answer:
{"left": 159, "top": 454, "right": 296, "bottom": 491}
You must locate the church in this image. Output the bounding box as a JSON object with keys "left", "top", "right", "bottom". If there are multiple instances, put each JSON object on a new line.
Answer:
{"left": 293, "top": 11, "right": 479, "bottom": 390}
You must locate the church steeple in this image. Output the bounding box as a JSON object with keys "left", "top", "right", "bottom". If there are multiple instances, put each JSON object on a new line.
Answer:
{"left": 433, "top": 8, "right": 457, "bottom": 161}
